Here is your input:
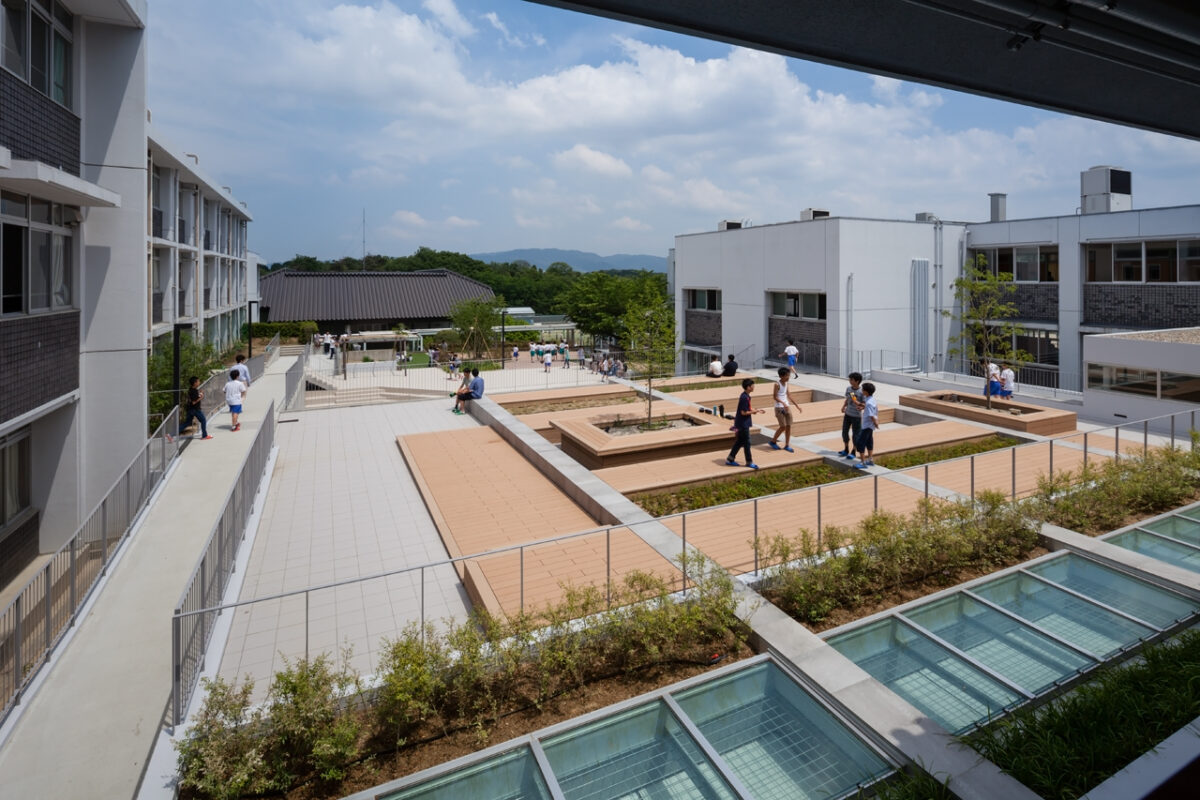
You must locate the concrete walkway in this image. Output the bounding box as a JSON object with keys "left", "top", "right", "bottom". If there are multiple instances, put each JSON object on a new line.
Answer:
{"left": 0, "top": 357, "right": 296, "bottom": 799}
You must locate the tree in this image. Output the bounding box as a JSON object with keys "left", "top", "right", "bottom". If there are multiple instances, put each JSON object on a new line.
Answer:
{"left": 147, "top": 331, "right": 224, "bottom": 427}
{"left": 448, "top": 296, "right": 504, "bottom": 358}
{"left": 943, "top": 253, "right": 1032, "bottom": 408}
{"left": 560, "top": 272, "right": 628, "bottom": 342}
{"left": 621, "top": 284, "right": 679, "bottom": 423}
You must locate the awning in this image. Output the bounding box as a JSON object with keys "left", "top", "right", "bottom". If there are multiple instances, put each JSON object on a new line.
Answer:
{"left": 0, "top": 159, "right": 121, "bottom": 208}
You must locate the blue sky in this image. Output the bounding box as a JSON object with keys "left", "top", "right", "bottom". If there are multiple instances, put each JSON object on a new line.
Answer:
{"left": 147, "top": 0, "right": 1200, "bottom": 264}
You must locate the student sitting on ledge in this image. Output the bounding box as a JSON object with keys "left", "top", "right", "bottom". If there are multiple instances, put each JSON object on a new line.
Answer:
{"left": 453, "top": 368, "right": 484, "bottom": 414}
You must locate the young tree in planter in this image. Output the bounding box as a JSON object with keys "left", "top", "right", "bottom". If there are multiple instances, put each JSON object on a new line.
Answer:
{"left": 449, "top": 295, "right": 504, "bottom": 359}
{"left": 621, "top": 286, "right": 679, "bottom": 424}
{"left": 943, "top": 253, "right": 1032, "bottom": 408}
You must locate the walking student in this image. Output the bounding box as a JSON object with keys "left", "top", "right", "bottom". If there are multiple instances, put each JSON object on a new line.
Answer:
{"left": 224, "top": 369, "right": 247, "bottom": 431}
{"left": 232, "top": 353, "right": 251, "bottom": 387}
{"left": 768, "top": 368, "right": 798, "bottom": 452}
{"left": 725, "top": 378, "right": 763, "bottom": 469}
{"left": 854, "top": 382, "right": 879, "bottom": 469}
{"left": 838, "top": 371, "right": 865, "bottom": 459}
{"left": 780, "top": 339, "right": 799, "bottom": 378}
{"left": 999, "top": 363, "right": 1016, "bottom": 398}
{"left": 179, "top": 376, "right": 212, "bottom": 440}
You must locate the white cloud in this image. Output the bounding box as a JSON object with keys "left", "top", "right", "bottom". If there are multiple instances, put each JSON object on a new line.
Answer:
{"left": 390, "top": 210, "right": 429, "bottom": 227}
{"left": 445, "top": 215, "right": 479, "bottom": 228}
{"left": 553, "top": 144, "right": 633, "bottom": 177}
{"left": 612, "top": 216, "right": 650, "bottom": 231}
{"left": 423, "top": 0, "right": 475, "bottom": 38}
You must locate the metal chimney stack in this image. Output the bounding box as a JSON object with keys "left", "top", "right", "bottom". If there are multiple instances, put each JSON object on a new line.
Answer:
{"left": 988, "top": 193, "right": 1007, "bottom": 222}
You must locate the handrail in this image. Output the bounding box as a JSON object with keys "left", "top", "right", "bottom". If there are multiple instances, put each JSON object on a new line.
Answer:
{"left": 171, "top": 400, "right": 276, "bottom": 725}
{"left": 1, "top": 407, "right": 181, "bottom": 725}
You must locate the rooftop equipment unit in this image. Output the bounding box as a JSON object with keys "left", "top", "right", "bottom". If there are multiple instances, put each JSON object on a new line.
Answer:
{"left": 799, "top": 208, "right": 830, "bottom": 221}
{"left": 1081, "top": 166, "right": 1132, "bottom": 214}
{"left": 718, "top": 220, "right": 742, "bottom": 231}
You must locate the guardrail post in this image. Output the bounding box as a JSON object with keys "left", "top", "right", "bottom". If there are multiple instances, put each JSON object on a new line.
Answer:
{"left": 970, "top": 455, "right": 975, "bottom": 503}
{"left": 1143, "top": 420, "right": 1148, "bottom": 457}
{"left": 199, "top": 559, "right": 208, "bottom": 671}
{"left": 753, "top": 500, "right": 759, "bottom": 576}
{"left": 101, "top": 500, "right": 108, "bottom": 576}
{"left": 1084, "top": 432, "right": 1089, "bottom": 465}
{"left": 924, "top": 464, "right": 929, "bottom": 499}
{"left": 1048, "top": 439, "right": 1053, "bottom": 481}
{"left": 420, "top": 566, "right": 426, "bottom": 646}
{"left": 816, "top": 486, "right": 822, "bottom": 548}
{"left": 1115, "top": 426, "right": 1121, "bottom": 463}
{"left": 606, "top": 528, "right": 612, "bottom": 608}
{"left": 1011, "top": 447, "right": 1016, "bottom": 501}
{"left": 43, "top": 564, "right": 51, "bottom": 655}
{"left": 305, "top": 590, "right": 310, "bottom": 661}
{"left": 1171, "top": 415, "right": 1176, "bottom": 449}
{"left": 681, "top": 518, "right": 688, "bottom": 592}
{"left": 519, "top": 546, "right": 525, "bottom": 614}
{"left": 172, "top": 610, "right": 181, "bottom": 727}
{"left": 14, "top": 595, "right": 21, "bottom": 701}
{"left": 69, "top": 536, "right": 77, "bottom": 625}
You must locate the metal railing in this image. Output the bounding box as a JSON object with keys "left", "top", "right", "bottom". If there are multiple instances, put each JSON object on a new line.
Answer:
{"left": 171, "top": 400, "right": 276, "bottom": 726}
{"left": 1, "top": 407, "right": 181, "bottom": 725}
{"left": 165, "top": 403, "right": 1199, "bottom": 726}
{"left": 282, "top": 344, "right": 308, "bottom": 411}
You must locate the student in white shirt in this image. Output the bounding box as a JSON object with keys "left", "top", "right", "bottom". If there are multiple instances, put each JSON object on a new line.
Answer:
{"left": 223, "top": 369, "right": 247, "bottom": 431}
{"left": 768, "top": 368, "right": 799, "bottom": 452}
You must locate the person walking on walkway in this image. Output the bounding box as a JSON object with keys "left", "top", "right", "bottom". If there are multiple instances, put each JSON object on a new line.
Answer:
{"left": 179, "top": 376, "right": 212, "bottom": 440}
{"left": 780, "top": 339, "right": 799, "bottom": 378}
{"left": 232, "top": 353, "right": 250, "bottom": 387}
{"left": 768, "top": 368, "right": 799, "bottom": 452}
{"left": 726, "top": 378, "right": 763, "bottom": 469}
{"left": 224, "top": 369, "right": 247, "bottom": 431}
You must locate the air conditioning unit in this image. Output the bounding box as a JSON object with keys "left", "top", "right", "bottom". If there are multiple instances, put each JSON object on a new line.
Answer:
{"left": 1081, "top": 166, "right": 1132, "bottom": 214}
{"left": 799, "top": 208, "right": 830, "bottom": 221}
{"left": 718, "top": 220, "right": 742, "bottom": 231}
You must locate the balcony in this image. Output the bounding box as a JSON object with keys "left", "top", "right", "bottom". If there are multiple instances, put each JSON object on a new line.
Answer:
{"left": 152, "top": 209, "right": 164, "bottom": 239}
{"left": 177, "top": 219, "right": 188, "bottom": 245}
{"left": 204, "top": 288, "right": 212, "bottom": 311}
{"left": 203, "top": 230, "right": 212, "bottom": 250}
{"left": 178, "top": 290, "right": 189, "bottom": 317}
{"left": 152, "top": 292, "right": 164, "bottom": 324}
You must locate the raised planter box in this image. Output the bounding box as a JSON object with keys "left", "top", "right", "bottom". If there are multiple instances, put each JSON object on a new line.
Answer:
{"left": 899, "top": 391, "right": 1076, "bottom": 435}
{"left": 553, "top": 409, "right": 755, "bottom": 469}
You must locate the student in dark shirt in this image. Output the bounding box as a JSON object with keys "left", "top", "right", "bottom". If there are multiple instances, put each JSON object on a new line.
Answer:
{"left": 721, "top": 354, "right": 738, "bottom": 377}
{"left": 725, "top": 378, "right": 763, "bottom": 469}
{"left": 179, "top": 376, "right": 212, "bottom": 440}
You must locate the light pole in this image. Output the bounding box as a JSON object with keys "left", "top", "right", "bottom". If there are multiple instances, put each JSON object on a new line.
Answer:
{"left": 500, "top": 306, "right": 506, "bottom": 369}
{"left": 246, "top": 299, "right": 259, "bottom": 357}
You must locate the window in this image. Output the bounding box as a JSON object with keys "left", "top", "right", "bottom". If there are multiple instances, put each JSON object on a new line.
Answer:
{"left": 1087, "top": 244, "right": 1113, "bottom": 282}
{"left": 1014, "top": 247, "right": 1038, "bottom": 282}
{"left": 1145, "top": 242, "right": 1177, "bottom": 282}
{"left": 1182, "top": 241, "right": 1200, "bottom": 282}
{"left": 686, "top": 289, "right": 720, "bottom": 311}
{"left": 1113, "top": 243, "right": 1143, "bottom": 281}
{"left": 769, "top": 291, "right": 825, "bottom": 320}
{"left": 1, "top": 430, "right": 31, "bottom": 528}
{"left": 1086, "top": 364, "right": 1157, "bottom": 396}
{"left": 1159, "top": 372, "right": 1200, "bottom": 403}
{"left": 995, "top": 248, "right": 1014, "bottom": 279}
{"left": 1, "top": 0, "right": 71, "bottom": 106}
{"left": 0, "top": 190, "right": 75, "bottom": 315}
{"left": 1015, "top": 330, "right": 1059, "bottom": 365}
{"left": 1039, "top": 247, "right": 1059, "bottom": 281}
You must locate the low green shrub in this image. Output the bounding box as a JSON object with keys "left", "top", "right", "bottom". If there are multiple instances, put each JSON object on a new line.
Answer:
{"left": 761, "top": 492, "right": 1038, "bottom": 626}
{"left": 243, "top": 321, "right": 318, "bottom": 341}
{"left": 179, "top": 559, "right": 745, "bottom": 798}
{"left": 633, "top": 464, "right": 854, "bottom": 515}
{"left": 857, "top": 768, "right": 955, "bottom": 800}
{"left": 875, "top": 434, "right": 1017, "bottom": 470}
{"left": 967, "top": 629, "right": 1200, "bottom": 800}
{"left": 1030, "top": 441, "right": 1200, "bottom": 534}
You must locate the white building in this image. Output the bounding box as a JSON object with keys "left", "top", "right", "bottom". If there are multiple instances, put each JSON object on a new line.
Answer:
{"left": 672, "top": 168, "right": 1200, "bottom": 394}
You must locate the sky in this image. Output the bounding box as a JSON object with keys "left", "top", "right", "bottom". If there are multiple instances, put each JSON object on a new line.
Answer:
{"left": 146, "top": 0, "right": 1200, "bottom": 265}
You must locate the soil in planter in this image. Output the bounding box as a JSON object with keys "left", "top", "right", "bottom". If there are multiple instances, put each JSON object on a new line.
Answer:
{"left": 632, "top": 463, "right": 855, "bottom": 516}
{"left": 282, "top": 642, "right": 755, "bottom": 800}
{"left": 874, "top": 434, "right": 1019, "bottom": 470}
{"left": 601, "top": 417, "right": 701, "bottom": 436}
{"left": 504, "top": 395, "right": 638, "bottom": 415}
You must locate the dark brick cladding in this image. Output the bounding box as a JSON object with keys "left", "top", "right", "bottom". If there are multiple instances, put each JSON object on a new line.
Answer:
{"left": 684, "top": 309, "right": 722, "bottom": 346}
{"left": 0, "top": 312, "right": 79, "bottom": 424}
{"left": 0, "top": 68, "right": 80, "bottom": 175}
{"left": 0, "top": 511, "right": 39, "bottom": 590}
{"left": 768, "top": 317, "right": 826, "bottom": 355}
{"left": 1012, "top": 284, "right": 1058, "bottom": 322}
{"left": 1083, "top": 285, "right": 1200, "bottom": 327}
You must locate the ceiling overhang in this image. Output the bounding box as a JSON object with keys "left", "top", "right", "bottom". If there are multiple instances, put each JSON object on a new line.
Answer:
{"left": 528, "top": 0, "right": 1200, "bottom": 140}
{"left": 0, "top": 160, "right": 121, "bottom": 208}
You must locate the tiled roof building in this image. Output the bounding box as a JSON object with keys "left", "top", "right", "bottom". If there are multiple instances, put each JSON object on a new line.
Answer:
{"left": 258, "top": 269, "right": 495, "bottom": 330}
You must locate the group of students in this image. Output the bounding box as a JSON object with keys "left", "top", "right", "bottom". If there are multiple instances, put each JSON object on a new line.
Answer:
{"left": 984, "top": 361, "right": 1017, "bottom": 398}
{"left": 177, "top": 354, "right": 252, "bottom": 440}
{"left": 725, "top": 369, "right": 879, "bottom": 470}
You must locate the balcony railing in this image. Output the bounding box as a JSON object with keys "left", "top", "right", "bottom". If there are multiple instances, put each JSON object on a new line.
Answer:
{"left": 203, "top": 230, "right": 212, "bottom": 250}
{"left": 177, "top": 219, "right": 188, "bottom": 245}
{"left": 177, "top": 290, "right": 189, "bottom": 317}
{"left": 151, "top": 292, "right": 164, "bottom": 324}
{"left": 151, "top": 209, "right": 164, "bottom": 239}
{"left": 203, "top": 288, "right": 212, "bottom": 311}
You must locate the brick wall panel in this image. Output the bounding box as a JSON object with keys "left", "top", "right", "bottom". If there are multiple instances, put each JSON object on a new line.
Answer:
{"left": 683, "top": 309, "right": 722, "bottom": 346}
{"left": 1083, "top": 285, "right": 1200, "bottom": 327}
{"left": 0, "top": 68, "right": 81, "bottom": 175}
{"left": 0, "top": 312, "right": 80, "bottom": 424}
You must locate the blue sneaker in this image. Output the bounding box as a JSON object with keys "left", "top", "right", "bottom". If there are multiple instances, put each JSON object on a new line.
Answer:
{"left": 837, "top": 449, "right": 849, "bottom": 457}
{"left": 843, "top": 452, "right": 857, "bottom": 459}
{"left": 784, "top": 446, "right": 794, "bottom": 453}
{"left": 854, "top": 462, "right": 870, "bottom": 469}
{"left": 725, "top": 459, "right": 739, "bottom": 467}
{"left": 768, "top": 442, "right": 781, "bottom": 450}
{"left": 747, "top": 463, "right": 759, "bottom": 470}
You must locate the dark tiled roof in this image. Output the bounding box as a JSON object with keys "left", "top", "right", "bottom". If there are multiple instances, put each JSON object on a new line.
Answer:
{"left": 259, "top": 270, "right": 495, "bottom": 322}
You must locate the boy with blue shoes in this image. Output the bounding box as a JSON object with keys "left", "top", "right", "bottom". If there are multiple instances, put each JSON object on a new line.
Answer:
{"left": 854, "top": 382, "right": 878, "bottom": 469}
{"left": 838, "top": 372, "right": 864, "bottom": 459}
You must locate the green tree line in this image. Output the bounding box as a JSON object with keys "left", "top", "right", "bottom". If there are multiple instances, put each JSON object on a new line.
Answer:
{"left": 268, "top": 248, "right": 666, "bottom": 328}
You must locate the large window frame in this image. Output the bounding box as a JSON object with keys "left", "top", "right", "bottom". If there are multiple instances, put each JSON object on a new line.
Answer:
{"left": 0, "top": 189, "right": 75, "bottom": 316}
{"left": 686, "top": 288, "right": 721, "bottom": 311}
{"left": 1087, "top": 363, "right": 1200, "bottom": 403}
{"left": 769, "top": 291, "right": 827, "bottom": 321}
{"left": 1085, "top": 239, "right": 1200, "bottom": 284}
{"left": 0, "top": 428, "right": 31, "bottom": 531}
{"left": 0, "top": 0, "right": 72, "bottom": 107}
{"left": 970, "top": 246, "right": 1059, "bottom": 283}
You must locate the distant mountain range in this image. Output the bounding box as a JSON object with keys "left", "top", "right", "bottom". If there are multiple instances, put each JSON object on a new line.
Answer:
{"left": 470, "top": 248, "right": 667, "bottom": 273}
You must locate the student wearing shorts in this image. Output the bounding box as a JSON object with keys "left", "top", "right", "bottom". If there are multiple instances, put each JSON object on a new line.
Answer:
{"left": 854, "top": 382, "right": 878, "bottom": 469}
{"left": 224, "top": 369, "right": 247, "bottom": 431}
{"left": 780, "top": 339, "right": 799, "bottom": 378}
{"left": 839, "top": 372, "right": 864, "bottom": 459}
{"left": 768, "top": 368, "right": 799, "bottom": 452}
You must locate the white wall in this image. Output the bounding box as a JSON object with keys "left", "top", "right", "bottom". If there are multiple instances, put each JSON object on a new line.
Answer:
{"left": 77, "top": 19, "right": 148, "bottom": 516}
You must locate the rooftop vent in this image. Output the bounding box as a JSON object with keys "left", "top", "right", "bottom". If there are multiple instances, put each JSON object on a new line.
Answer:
{"left": 799, "top": 208, "right": 830, "bottom": 221}
{"left": 915, "top": 212, "right": 938, "bottom": 222}
{"left": 988, "top": 193, "right": 1006, "bottom": 222}
{"left": 1081, "top": 166, "right": 1132, "bottom": 214}
{"left": 718, "top": 220, "right": 742, "bottom": 231}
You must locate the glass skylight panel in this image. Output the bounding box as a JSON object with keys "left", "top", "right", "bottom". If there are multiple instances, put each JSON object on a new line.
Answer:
{"left": 1139, "top": 514, "right": 1200, "bottom": 547}
{"left": 377, "top": 745, "right": 551, "bottom": 800}
{"left": 1026, "top": 553, "right": 1199, "bottom": 626}
{"left": 673, "top": 661, "right": 891, "bottom": 799}
{"left": 902, "top": 594, "right": 1093, "bottom": 694}
{"left": 541, "top": 701, "right": 737, "bottom": 800}
{"left": 970, "top": 573, "right": 1153, "bottom": 658}
{"left": 828, "top": 617, "right": 1021, "bottom": 733}
{"left": 1105, "top": 531, "right": 1200, "bottom": 576}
